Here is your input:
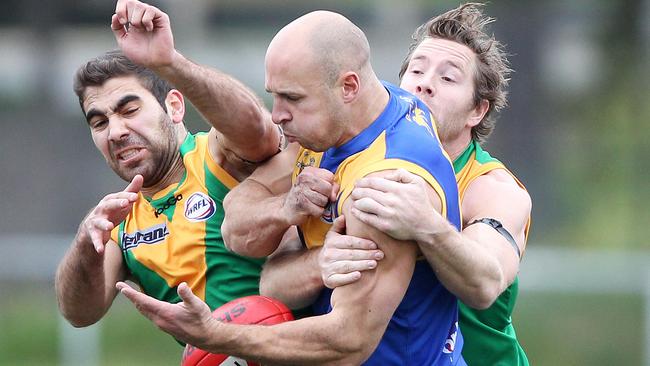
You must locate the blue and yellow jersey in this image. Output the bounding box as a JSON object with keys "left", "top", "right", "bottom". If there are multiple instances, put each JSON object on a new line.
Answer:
{"left": 454, "top": 140, "right": 530, "bottom": 365}
{"left": 110, "top": 132, "right": 264, "bottom": 311}
{"left": 293, "top": 82, "right": 465, "bottom": 365}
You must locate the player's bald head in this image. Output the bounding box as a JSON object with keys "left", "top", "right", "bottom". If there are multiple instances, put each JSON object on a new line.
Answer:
{"left": 267, "top": 10, "right": 371, "bottom": 85}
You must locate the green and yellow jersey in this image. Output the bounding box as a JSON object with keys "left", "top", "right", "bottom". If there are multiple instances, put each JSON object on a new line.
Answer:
{"left": 454, "top": 139, "right": 530, "bottom": 366}
{"left": 111, "top": 132, "right": 264, "bottom": 311}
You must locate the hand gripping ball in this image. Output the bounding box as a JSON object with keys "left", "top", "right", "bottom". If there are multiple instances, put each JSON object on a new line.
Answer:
{"left": 181, "top": 295, "right": 294, "bottom": 366}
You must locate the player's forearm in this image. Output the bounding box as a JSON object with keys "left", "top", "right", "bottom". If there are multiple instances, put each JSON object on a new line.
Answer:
{"left": 153, "top": 51, "right": 277, "bottom": 161}
{"left": 222, "top": 193, "right": 293, "bottom": 257}
{"left": 202, "top": 311, "right": 366, "bottom": 365}
{"left": 416, "top": 221, "right": 505, "bottom": 309}
{"left": 259, "top": 248, "right": 323, "bottom": 309}
{"left": 55, "top": 235, "right": 112, "bottom": 327}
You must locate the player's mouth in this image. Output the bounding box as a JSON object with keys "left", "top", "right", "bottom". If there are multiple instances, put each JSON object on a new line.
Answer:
{"left": 283, "top": 133, "right": 297, "bottom": 143}
{"left": 115, "top": 147, "right": 145, "bottom": 163}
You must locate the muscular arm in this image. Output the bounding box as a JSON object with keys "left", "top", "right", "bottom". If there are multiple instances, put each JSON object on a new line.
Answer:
{"left": 433, "top": 169, "right": 531, "bottom": 308}
{"left": 222, "top": 143, "right": 336, "bottom": 257}
{"left": 222, "top": 144, "right": 297, "bottom": 257}
{"left": 113, "top": 0, "right": 279, "bottom": 163}
{"left": 55, "top": 175, "right": 140, "bottom": 326}
{"left": 352, "top": 169, "right": 531, "bottom": 309}
{"left": 118, "top": 170, "right": 420, "bottom": 365}
{"left": 56, "top": 237, "right": 126, "bottom": 327}
{"left": 154, "top": 52, "right": 280, "bottom": 163}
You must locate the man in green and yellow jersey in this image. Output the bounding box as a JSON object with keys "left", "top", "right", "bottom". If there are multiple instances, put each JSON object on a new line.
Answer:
{"left": 55, "top": 0, "right": 281, "bottom": 333}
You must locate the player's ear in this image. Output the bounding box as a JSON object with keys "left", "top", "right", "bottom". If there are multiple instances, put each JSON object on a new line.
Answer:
{"left": 165, "top": 89, "right": 185, "bottom": 124}
{"left": 467, "top": 99, "right": 488, "bottom": 128}
{"left": 340, "top": 71, "right": 360, "bottom": 103}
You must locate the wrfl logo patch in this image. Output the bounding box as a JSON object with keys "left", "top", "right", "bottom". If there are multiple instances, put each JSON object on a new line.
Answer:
{"left": 184, "top": 192, "right": 216, "bottom": 222}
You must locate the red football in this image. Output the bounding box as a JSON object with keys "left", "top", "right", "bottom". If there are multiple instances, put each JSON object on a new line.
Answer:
{"left": 181, "top": 295, "right": 294, "bottom": 366}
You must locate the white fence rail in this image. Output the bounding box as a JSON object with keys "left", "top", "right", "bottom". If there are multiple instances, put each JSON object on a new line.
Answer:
{"left": 1, "top": 236, "right": 648, "bottom": 365}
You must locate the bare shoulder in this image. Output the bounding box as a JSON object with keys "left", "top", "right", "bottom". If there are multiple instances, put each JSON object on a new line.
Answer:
{"left": 463, "top": 168, "right": 532, "bottom": 223}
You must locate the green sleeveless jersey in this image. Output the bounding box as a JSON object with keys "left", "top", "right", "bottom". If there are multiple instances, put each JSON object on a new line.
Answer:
{"left": 454, "top": 140, "right": 530, "bottom": 366}
{"left": 111, "top": 132, "right": 264, "bottom": 311}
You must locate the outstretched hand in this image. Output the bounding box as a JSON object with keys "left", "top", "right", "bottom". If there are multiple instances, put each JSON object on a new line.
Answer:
{"left": 80, "top": 174, "right": 142, "bottom": 254}
{"left": 116, "top": 281, "right": 218, "bottom": 348}
{"left": 318, "top": 215, "right": 384, "bottom": 289}
{"left": 112, "top": 0, "right": 176, "bottom": 69}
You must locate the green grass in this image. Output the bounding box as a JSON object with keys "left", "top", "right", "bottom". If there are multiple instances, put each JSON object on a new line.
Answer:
{"left": 0, "top": 282, "right": 181, "bottom": 366}
{"left": 0, "top": 282, "right": 644, "bottom": 365}
{"left": 514, "top": 291, "right": 643, "bottom": 366}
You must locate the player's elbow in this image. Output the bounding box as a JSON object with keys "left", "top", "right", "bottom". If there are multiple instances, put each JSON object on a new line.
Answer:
{"left": 323, "top": 314, "right": 381, "bottom": 365}
{"left": 316, "top": 336, "right": 368, "bottom": 366}
{"left": 462, "top": 288, "right": 499, "bottom": 310}
{"left": 58, "top": 304, "right": 103, "bottom": 328}
{"left": 222, "top": 227, "right": 273, "bottom": 258}
{"left": 65, "top": 315, "right": 100, "bottom": 328}
{"left": 221, "top": 219, "right": 272, "bottom": 258}
{"left": 460, "top": 277, "right": 504, "bottom": 310}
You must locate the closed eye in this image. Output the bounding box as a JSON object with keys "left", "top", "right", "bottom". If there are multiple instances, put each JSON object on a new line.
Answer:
{"left": 123, "top": 107, "right": 140, "bottom": 116}
{"left": 285, "top": 95, "right": 302, "bottom": 102}
{"left": 90, "top": 119, "right": 108, "bottom": 130}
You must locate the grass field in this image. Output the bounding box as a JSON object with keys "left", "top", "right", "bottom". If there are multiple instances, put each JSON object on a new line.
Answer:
{"left": 0, "top": 281, "right": 644, "bottom": 365}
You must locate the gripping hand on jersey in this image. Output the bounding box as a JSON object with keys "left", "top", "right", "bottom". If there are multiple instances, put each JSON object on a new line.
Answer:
{"left": 350, "top": 169, "right": 442, "bottom": 242}
{"left": 112, "top": 0, "right": 175, "bottom": 69}
{"left": 80, "top": 175, "right": 142, "bottom": 254}
{"left": 281, "top": 166, "right": 339, "bottom": 226}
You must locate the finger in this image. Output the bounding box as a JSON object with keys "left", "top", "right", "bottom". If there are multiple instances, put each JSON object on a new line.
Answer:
{"left": 304, "top": 189, "right": 329, "bottom": 208}
{"left": 354, "top": 176, "right": 399, "bottom": 193}
{"left": 124, "top": 174, "right": 143, "bottom": 194}
{"left": 115, "top": 281, "right": 132, "bottom": 292}
{"left": 98, "top": 197, "right": 134, "bottom": 213}
{"left": 89, "top": 230, "right": 106, "bottom": 254}
{"left": 115, "top": 0, "right": 130, "bottom": 25}
{"left": 117, "top": 281, "right": 166, "bottom": 315}
{"left": 87, "top": 217, "right": 113, "bottom": 253}
{"left": 329, "top": 247, "right": 384, "bottom": 261}
{"left": 302, "top": 166, "right": 334, "bottom": 182}
{"left": 101, "top": 191, "right": 139, "bottom": 204}
{"left": 128, "top": 3, "right": 146, "bottom": 28}
{"left": 383, "top": 168, "right": 417, "bottom": 184}
{"left": 330, "top": 182, "right": 340, "bottom": 202}
{"left": 329, "top": 215, "right": 346, "bottom": 235}
{"left": 324, "top": 272, "right": 362, "bottom": 289}
{"left": 141, "top": 6, "right": 157, "bottom": 32}
{"left": 111, "top": 14, "right": 127, "bottom": 37}
{"left": 332, "top": 260, "right": 378, "bottom": 273}
{"left": 350, "top": 207, "right": 385, "bottom": 232}
{"left": 353, "top": 196, "right": 392, "bottom": 217}
{"left": 177, "top": 282, "right": 203, "bottom": 309}
{"left": 91, "top": 216, "right": 115, "bottom": 231}
{"left": 295, "top": 172, "right": 333, "bottom": 197}
{"left": 327, "top": 234, "right": 378, "bottom": 251}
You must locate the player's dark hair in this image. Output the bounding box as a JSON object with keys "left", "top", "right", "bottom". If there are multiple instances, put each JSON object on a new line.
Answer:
{"left": 73, "top": 49, "right": 172, "bottom": 114}
{"left": 399, "top": 3, "right": 511, "bottom": 143}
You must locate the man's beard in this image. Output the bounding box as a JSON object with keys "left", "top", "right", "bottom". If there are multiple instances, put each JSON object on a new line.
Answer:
{"left": 109, "top": 113, "right": 178, "bottom": 186}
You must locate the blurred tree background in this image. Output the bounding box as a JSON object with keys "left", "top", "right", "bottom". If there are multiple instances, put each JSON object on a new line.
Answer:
{"left": 0, "top": 0, "right": 648, "bottom": 365}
